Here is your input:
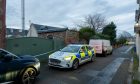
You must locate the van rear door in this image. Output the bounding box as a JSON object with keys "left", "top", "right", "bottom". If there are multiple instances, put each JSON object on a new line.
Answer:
{"left": 89, "top": 40, "right": 102, "bottom": 54}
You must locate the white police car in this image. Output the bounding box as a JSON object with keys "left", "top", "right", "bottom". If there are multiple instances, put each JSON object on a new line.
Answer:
{"left": 48, "top": 44, "right": 96, "bottom": 69}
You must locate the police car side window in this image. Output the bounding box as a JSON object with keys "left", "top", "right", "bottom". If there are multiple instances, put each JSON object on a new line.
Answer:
{"left": 80, "top": 46, "right": 86, "bottom": 52}
{"left": 88, "top": 46, "right": 92, "bottom": 50}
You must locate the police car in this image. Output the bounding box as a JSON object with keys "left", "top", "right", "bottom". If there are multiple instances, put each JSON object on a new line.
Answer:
{"left": 48, "top": 44, "right": 96, "bottom": 69}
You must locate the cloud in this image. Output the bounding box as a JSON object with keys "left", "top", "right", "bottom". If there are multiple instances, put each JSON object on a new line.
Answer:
{"left": 6, "top": 0, "right": 137, "bottom": 35}
{"left": 109, "top": 12, "right": 135, "bottom": 25}
{"left": 105, "top": 0, "right": 135, "bottom": 8}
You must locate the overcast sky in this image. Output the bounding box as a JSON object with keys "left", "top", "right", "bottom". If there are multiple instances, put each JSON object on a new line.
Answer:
{"left": 6, "top": 0, "right": 137, "bottom": 34}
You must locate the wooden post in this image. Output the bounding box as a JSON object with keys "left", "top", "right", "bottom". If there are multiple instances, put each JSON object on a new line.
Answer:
{"left": 0, "top": 0, "right": 6, "bottom": 48}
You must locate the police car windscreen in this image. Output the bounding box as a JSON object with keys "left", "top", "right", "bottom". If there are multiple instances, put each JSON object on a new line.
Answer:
{"left": 61, "top": 46, "right": 80, "bottom": 53}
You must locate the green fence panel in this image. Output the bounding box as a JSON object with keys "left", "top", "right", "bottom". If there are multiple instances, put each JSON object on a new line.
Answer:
{"left": 6, "top": 37, "right": 53, "bottom": 56}
{"left": 54, "top": 39, "right": 65, "bottom": 50}
{"left": 6, "top": 37, "right": 65, "bottom": 62}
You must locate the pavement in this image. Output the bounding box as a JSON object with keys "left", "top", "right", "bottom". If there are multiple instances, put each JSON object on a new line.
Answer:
{"left": 35, "top": 46, "right": 132, "bottom": 84}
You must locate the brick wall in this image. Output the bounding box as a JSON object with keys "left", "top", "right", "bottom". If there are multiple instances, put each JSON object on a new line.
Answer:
{"left": 65, "top": 30, "right": 79, "bottom": 44}
{"left": 38, "top": 30, "right": 79, "bottom": 44}
{"left": 0, "top": 0, "right": 6, "bottom": 48}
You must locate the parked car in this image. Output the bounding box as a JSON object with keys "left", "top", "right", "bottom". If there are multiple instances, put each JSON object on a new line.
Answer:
{"left": 89, "top": 39, "right": 113, "bottom": 56}
{"left": 48, "top": 44, "right": 96, "bottom": 69}
{"left": 0, "top": 48, "right": 40, "bottom": 84}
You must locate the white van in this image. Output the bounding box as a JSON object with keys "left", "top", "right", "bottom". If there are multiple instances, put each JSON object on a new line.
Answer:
{"left": 89, "top": 39, "right": 113, "bottom": 56}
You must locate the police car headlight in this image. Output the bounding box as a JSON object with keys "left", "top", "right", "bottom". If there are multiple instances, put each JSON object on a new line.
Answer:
{"left": 64, "top": 56, "right": 72, "bottom": 61}
{"left": 49, "top": 54, "right": 53, "bottom": 58}
{"left": 49, "top": 55, "right": 51, "bottom": 58}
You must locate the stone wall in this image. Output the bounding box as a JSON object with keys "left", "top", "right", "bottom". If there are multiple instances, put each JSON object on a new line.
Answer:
{"left": 0, "top": 0, "right": 6, "bottom": 48}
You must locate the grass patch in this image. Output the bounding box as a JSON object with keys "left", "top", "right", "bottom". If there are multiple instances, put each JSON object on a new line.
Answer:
{"left": 131, "top": 50, "right": 140, "bottom": 84}
{"left": 133, "top": 54, "right": 139, "bottom": 72}
{"left": 132, "top": 80, "right": 140, "bottom": 84}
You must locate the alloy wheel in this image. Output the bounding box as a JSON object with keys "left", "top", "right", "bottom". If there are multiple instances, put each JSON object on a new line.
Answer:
{"left": 22, "top": 68, "right": 36, "bottom": 84}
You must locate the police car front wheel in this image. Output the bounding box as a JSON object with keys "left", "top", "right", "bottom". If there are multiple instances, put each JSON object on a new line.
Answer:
{"left": 72, "top": 59, "right": 79, "bottom": 70}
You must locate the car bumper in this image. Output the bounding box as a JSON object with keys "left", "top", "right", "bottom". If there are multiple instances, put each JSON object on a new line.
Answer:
{"left": 48, "top": 59, "right": 73, "bottom": 68}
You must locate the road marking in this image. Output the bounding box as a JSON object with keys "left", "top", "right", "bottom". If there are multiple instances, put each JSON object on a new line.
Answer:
{"left": 88, "top": 58, "right": 125, "bottom": 84}
{"left": 0, "top": 81, "right": 13, "bottom": 84}
{"left": 81, "top": 69, "right": 100, "bottom": 77}
{"left": 35, "top": 50, "right": 56, "bottom": 57}
{"left": 124, "top": 46, "right": 133, "bottom": 53}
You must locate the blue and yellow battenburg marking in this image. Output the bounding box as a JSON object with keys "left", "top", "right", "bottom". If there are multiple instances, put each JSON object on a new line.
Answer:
{"left": 70, "top": 49, "right": 95, "bottom": 62}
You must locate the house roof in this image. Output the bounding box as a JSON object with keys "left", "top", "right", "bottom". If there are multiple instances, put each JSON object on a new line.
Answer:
{"left": 31, "top": 23, "right": 68, "bottom": 33}
{"left": 6, "top": 28, "right": 28, "bottom": 36}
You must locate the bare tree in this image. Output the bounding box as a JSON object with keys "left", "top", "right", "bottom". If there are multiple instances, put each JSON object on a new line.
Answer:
{"left": 85, "top": 14, "right": 106, "bottom": 32}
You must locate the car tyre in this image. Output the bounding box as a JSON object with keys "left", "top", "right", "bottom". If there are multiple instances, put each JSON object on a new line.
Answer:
{"left": 20, "top": 67, "right": 37, "bottom": 84}
{"left": 103, "top": 51, "right": 107, "bottom": 57}
{"left": 72, "top": 59, "right": 79, "bottom": 70}
{"left": 110, "top": 51, "right": 113, "bottom": 55}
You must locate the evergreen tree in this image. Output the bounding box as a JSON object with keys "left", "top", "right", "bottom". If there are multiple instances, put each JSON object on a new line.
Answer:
{"left": 102, "top": 22, "right": 117, "bottom": 44}
{"left": 79, "top": 27, "right": 95, "bottom": 43}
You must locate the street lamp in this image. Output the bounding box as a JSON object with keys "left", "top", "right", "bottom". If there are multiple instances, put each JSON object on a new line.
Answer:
{"left": 134, "top": 23, "right": 140, "bottom": 34}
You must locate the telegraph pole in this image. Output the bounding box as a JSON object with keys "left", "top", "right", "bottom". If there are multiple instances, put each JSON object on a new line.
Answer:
{"left": 21, "top": 0, "right": 25, "bottom": 36}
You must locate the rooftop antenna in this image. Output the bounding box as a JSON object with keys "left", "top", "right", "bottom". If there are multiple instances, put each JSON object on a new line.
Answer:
{"left": 21, "top": 0, "right": 25, "bottom": 36}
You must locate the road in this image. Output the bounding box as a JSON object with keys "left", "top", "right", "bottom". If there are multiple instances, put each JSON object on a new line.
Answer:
{"left": 35, "top": 46, "right": 132, "bottom": 84}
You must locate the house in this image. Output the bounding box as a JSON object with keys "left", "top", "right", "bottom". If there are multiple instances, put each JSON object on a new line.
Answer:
{"left": 6, "top": 28, "right": 28, "bottom": 38}
{"left": 27, "top": 23, "right": 79, "bottom": 44}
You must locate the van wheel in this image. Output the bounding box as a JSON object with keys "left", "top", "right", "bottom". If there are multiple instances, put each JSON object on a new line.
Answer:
{"left": 103, "top": 51, "right": 107, "bottom": 57}
{"left": 72, "top": 59, "right": 79, "bottom": 70}
{"left": 110, "top": 51, "right": 113, "bottom": 55}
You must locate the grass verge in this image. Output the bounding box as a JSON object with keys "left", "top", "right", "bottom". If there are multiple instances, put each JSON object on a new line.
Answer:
{"left": 131, "top": 50, "right": 140, "bottom": 84}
